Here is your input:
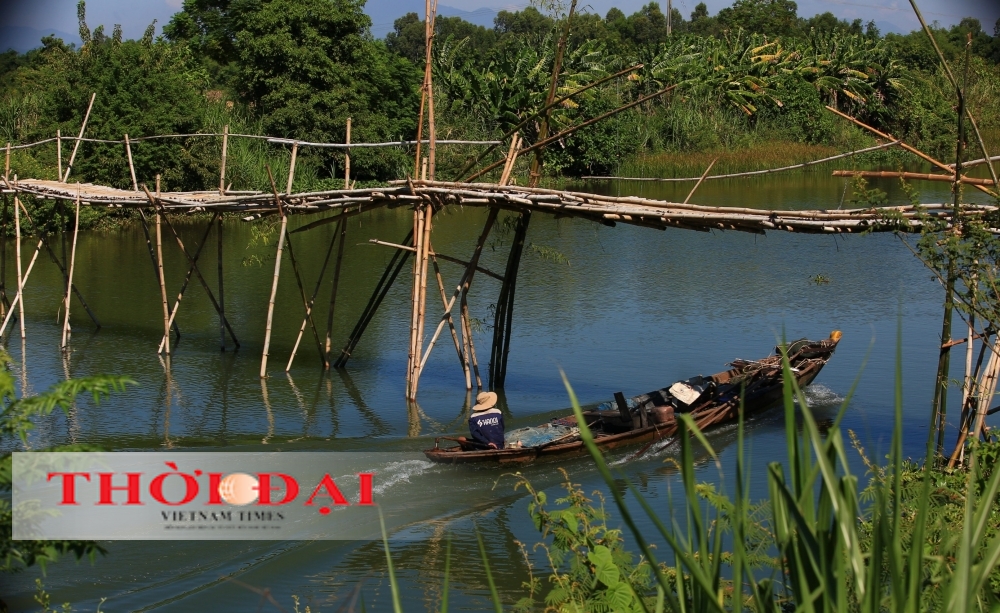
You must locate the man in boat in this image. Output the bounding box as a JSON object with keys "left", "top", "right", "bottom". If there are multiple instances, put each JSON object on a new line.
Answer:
{"left": 466, "top": 391, "right": 505, "bottom": 449}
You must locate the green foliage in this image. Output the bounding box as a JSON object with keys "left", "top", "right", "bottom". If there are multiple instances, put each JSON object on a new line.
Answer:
{"left": 555, "top": 327, "right": 1000, "bottom": 611}
{"left": 511, "top": 470, "right": 654, "bottom": 613}
{"left": 0, "top": 350, "right": 133, "bottom": 573}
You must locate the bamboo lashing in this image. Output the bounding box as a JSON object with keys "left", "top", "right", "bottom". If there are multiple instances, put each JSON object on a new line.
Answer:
{"left": 62, "top": 92, "right": 96, "bottom": 183}
{"left": 60, "top": 191, "right": 81, "bottom": 349}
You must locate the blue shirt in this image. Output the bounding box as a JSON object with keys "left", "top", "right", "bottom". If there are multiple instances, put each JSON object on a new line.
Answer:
{"left": 469, "top": 408, "right": 505, "bottom": 449}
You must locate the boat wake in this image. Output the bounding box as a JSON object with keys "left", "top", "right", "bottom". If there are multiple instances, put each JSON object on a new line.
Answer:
{"left": 796, "top": 384, "right": 844, "bottom": 408}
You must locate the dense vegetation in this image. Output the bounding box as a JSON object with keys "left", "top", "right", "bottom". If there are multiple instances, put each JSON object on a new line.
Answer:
{"left": 0, "top": 0, "right": 997, "bottom": 205}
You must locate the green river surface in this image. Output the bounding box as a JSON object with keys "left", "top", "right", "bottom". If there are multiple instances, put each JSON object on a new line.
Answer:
{"left": 2, "top": 167, "right": 997, "bottom": 611}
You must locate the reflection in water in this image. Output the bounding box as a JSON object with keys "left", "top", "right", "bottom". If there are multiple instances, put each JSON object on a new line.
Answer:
{"left": 335, "top": 367, "right": 390, "bottom": 438}
{"left": 259, "top": 378, "right": 276, "bottom": 445}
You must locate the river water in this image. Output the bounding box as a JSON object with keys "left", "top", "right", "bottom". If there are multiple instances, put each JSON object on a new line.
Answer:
{"left": 1, "top": 169, "right": 994, "bottom": 611}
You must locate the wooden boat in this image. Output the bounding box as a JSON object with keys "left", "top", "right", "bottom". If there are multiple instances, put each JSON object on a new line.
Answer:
{"left": 424, "top": 331, "right": 842, "bottom": 464}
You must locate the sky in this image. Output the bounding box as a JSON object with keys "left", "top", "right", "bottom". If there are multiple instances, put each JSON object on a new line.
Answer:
{"left": 0, "top": 0, "right": 998, "bottom": 51}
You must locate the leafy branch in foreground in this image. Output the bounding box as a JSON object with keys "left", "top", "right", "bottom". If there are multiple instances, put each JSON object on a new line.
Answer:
{"left": 0, "top": 350, "right": 133, "bottom": 573}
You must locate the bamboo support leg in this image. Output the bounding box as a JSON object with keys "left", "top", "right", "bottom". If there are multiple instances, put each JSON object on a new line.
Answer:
{"left": 157, "top": 211, "right": 239, "bottom": 348}
{"left": 284, "top": 235, "right": 327, "bottom": 369}
{"left": 0, "top": 194, "right": 8, "bottom": 317}
{"left": 138, "top": 209, "right": 180, "bottom": 339}
{"left": 218, "top": 214, "right": 226, "bottom": 350}
{"left": 462, "top": 302, "right": 483, "bottom": 390}
{"left": 13, "top": 193, "right": 24, "bottom": 339}
{"left": 157, "top": 213, "right": 220, "bottom": 352}
{"left": 0, "top": 237, "right": 43, "bottom": 339}
{"left": 407, "top": 206, "right": 426, "bottom": 396}
{"left": 432, "top": 254, "right": 470, "bottom": 389}
{"left": 288, "top": 222, "right": 340, "bottom": 371}
{"left": 154, "top": 179, "right": 170, "bottom": 354}
{"left": 489, "top": 211, "right": 531, "bottom": 388}
{"left": 260, "top": 215, "right": 289, "bottom": 378}
{"left": 410, "top": 204, "right": 433, "bottom": 398}
{"left": 415, "top": 209, "right": 499, "bottom": 381}
{"left": 334, "top": 230, "right": 413, "bottom": 368}
{"left": 60, "top": 194, "right": 81, "bottom": 349}
{"left": 10, "top": 196, "right": 99, "bottom": 329}
{"left": 324, "top": 218, "right": 348, "bottom": 366}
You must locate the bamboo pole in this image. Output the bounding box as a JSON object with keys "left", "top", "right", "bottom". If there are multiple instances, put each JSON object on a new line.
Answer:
{"left": 0, "top": 235, "right": 43, "bottom": 339}
{"left": 498, "top": 135, "right": 521, "bottom": 186}
{"left": 260, "top": 163, "right": 292, "bottom": 378}
{"left": 367, "top": 239, "right": 504, "bottom": 281}
{"left": 683, "top": 157, "right": 718, "bottom": 204}
{"left": 218, "top": 214, "right": 225, "bottom": 351}
{"left": 825, "top": 105, "right": 996, "bottom": 198}
{"left": 406, "top": 203, "right": 426, "bottom": 396}
{"left": 489, "top": 210, "right": 531, "bottom": 387}
{"left": 154, "top": 175, "right": 170, "bottom": 354}
{"left": 13, "top": 186, "right": 24, "bottom": 339}
{"left": 324, "top": 218, "right": 347, "bottom": 366}
{"left": 1, "top": 145, "right": 9, "bottom": 318}
{"left": 334, "top": 230, "right": 413, "bottom": 368}
{"left": 431, "top": 253, "right": 470, "bottom": 388}
{"left": 465, "top": 83, "right": 678, "bottom": 183}
{"left": 344, "top": 118, "right": 351, "bottom": 190}
{"left": 219, "top": 124, "right": 229, "bottom": 195}
{"left": 138, "top": 209, "right": 180, "bottom": 340}
{"left": 528, "top": 0, "right": 577, "bottom": 188}
{"left": 156, "top": 213, "right": 220, "bottom": 352}
{"left": 60, "top": 192, "right": 81, "bottom": 350}
{"left": 415, "top": 208, "right": 498, "bottom": 380}
{"left": 56, "top": 130, "right": 62, "bottom": 182}
{"left": 410, "top": 202, "right": 434, "bottom": 398}
{"left": 0, "top": 193, "right": 7, "bottom": 319}
{"left": 288, "top": 221, "right": 340, "bottom": 370}
{"left": 831, "top": 170, "right": 994, "bottom": 186}
{"left": 452, "top": 64, "right": 644, "bottom": 182}
{"left": 124, "top": 134, "right": 138, "bottom": 191}
{"left": 63, "top": 92, "right": 96, "bottom": 183}
{"left": 461, "top": 301, "right": 481, "bottom": 389}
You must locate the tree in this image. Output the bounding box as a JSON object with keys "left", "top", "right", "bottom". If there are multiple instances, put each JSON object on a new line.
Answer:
{"left": 230, "top": 0, "right": 419, "bottom": 178}
{"left": 717, "top": 0, "right": 801, "bottom": 37}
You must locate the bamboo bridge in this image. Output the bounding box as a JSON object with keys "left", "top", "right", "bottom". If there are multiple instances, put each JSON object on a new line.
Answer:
{"left": 0, "top": 164, "right": 983, "bottom": 400}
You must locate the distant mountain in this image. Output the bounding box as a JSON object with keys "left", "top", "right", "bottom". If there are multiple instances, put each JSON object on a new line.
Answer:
{"left": 0, "top": 26, "right": 79, "bottom": 53}
{"left": 367, "top": 1, "right": 512, "bottom": 38}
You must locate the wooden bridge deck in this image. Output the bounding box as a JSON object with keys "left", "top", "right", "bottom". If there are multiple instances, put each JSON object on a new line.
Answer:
{"left": 4, "top": 178, "right": 969, "bottom": 235}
